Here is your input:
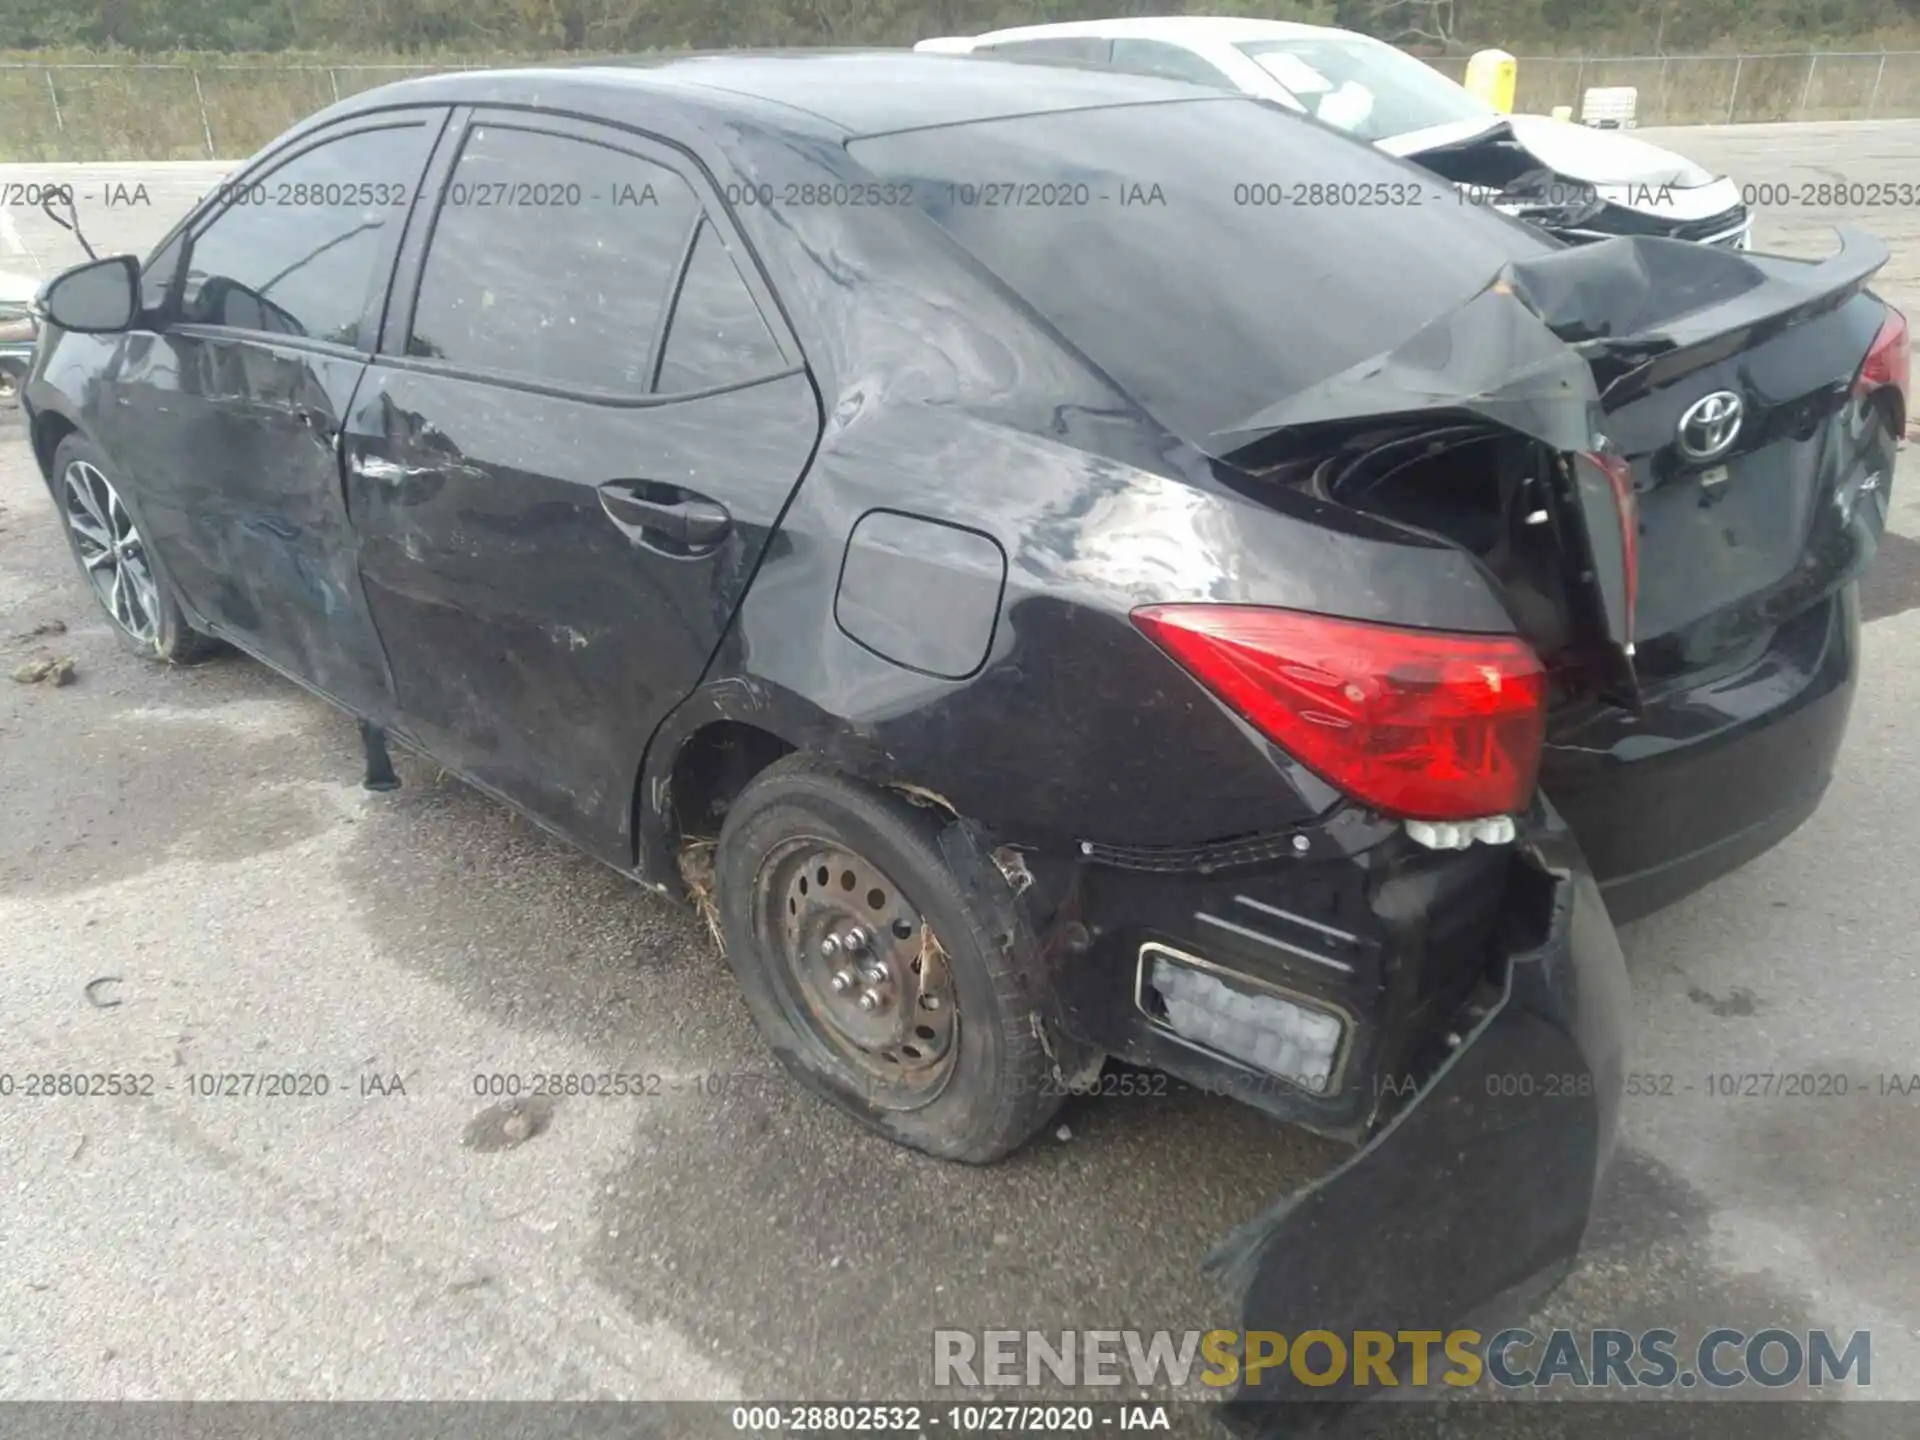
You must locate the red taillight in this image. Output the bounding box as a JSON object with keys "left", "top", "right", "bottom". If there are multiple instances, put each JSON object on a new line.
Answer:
{"left": 1588, "top": 449, "right": 1640, "bottom": 646}
{"left": 1131, "top": 604, "right": 1547, "bottom": 822}
{"left": 1856, "top": 304, "right": 1910, "bottom": 422}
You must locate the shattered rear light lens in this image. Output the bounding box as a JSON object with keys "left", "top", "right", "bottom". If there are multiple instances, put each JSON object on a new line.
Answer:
{"left": 1855, "top": 304, "right": 1910, "bottom": 423}
{"left": 1132, "top": 604, "right": 1547, "bottom": 822}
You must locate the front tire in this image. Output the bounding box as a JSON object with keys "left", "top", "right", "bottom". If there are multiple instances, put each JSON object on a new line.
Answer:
{"left": 51, "top": 433, "right": 219, "bottom": 663}
{"left": 714, "top": 754, "right": 1065, "bottom": 1163}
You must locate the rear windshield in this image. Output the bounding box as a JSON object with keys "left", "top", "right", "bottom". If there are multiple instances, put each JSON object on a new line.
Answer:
{"left": 848, "top": 98, "right": 1547, "bottom": 448}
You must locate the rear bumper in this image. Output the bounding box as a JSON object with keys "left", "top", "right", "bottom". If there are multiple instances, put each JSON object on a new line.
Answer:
{"left": 1053, "top": 833, "right": 1522, "bottom": 1143}
{"left": 1208, "top": 810, "right": 1629, "bottom": 1428}
{"left": 1040, "top": 803, "right": 1628, "bottom": 1428}
{"left": 1543, "top": 582, "right": 1860, "bottom": 924}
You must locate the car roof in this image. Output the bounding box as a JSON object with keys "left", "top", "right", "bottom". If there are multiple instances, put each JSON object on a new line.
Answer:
{"left": 970, "top": 15, "right": 1346, "bottom": 46}
{"left": 346, "top": 51, "right": 1222, "bottom": 140}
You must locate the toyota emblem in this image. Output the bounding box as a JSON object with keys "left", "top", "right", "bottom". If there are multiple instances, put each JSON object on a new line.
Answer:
{"left": 1678, "top": 390, "right": 1744, "bottom": 461}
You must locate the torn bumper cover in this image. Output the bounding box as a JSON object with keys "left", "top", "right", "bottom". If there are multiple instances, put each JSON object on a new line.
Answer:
{"left": 1205, "top": 808, "right": 1630, "bottom": 1434}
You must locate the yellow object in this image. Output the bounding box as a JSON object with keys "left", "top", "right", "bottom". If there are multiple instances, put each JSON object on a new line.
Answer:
{"left": 1551, "top": 103, "right": 1573, "bottom": 122}
{"left": 1464, "top": 48, "right": 1518, "bottom": 113}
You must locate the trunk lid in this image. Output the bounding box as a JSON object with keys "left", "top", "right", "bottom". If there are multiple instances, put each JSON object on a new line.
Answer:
{"left": 1216, "top": 229, "right": 1897, "bottom": 700}
{"left": 1567, "top": 246, "right": 1896, "bottom": 684}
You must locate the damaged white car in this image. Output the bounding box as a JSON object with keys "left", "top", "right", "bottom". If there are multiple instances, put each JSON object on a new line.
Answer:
{"left": 916, "top": 16, "right": 1751, "bottom": 249}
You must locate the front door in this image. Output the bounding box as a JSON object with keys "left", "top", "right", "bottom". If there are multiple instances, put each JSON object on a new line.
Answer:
{"left": 346, "top": 112, "right": 821, "bottom": 865}
{"left": 107, "top": 114, "right": 445, "bottom": 716}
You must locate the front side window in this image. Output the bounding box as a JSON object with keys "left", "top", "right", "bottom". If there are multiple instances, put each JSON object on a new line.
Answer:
{"left": 407, "top": 125, "right": 699, "bottom": 395}
{"left": 179, "top": 124, "right": 432, "bottom": 345}
{"left": 1108, "top": 39, "right": 1234, "bottom": 89}
{"left": 141, "top": 232, "right": 183, "bottom": 315}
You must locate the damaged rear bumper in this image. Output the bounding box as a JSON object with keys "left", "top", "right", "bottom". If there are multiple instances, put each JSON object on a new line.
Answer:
{"left": 1203, "top": 809, "right": 1629, "bottom": 1432}
{"left": 1042, "top": 800, "right": 1629, "bottom": 1430}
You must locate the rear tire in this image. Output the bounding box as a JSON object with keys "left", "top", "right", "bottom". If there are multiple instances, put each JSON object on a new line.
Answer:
{"left": 51, "top": 433, "right": 220, "bottom": 664}
{"left": 714, "top": 753, "right": 1064, "bottom": 1163}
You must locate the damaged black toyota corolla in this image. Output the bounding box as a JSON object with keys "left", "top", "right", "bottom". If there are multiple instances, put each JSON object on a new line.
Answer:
{"left": 21, "top": 53, "right": 1906, "bottom": 1425}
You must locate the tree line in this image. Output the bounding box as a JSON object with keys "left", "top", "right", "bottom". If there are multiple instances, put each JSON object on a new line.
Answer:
{"left": 9, "top": 0, "right": 1920, "bottom": 55}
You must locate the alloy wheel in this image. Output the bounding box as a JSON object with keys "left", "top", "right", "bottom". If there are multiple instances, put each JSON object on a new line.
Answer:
{"left": 63, "top": 459, "right": 159, "bottom": 648}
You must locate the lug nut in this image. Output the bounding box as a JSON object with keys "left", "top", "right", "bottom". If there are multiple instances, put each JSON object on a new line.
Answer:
{"left": 857, "top": 990, "right": 882, "bottom": 1012}
{"left": 829, "top": 968, "right": 857, "bottom": 994}
{"left": 844, "top": 925, "right": 871, "bottom": 953}
{"left": 861, "top": 962, "right": 888, "bottom": 984}
{"left": 821, "top": 935, "right": 841, "bottom": 959}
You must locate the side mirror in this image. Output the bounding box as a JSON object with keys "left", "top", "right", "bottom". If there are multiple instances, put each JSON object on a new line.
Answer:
{"left": 41, "top": 255, "right": 140, "bottom": 334}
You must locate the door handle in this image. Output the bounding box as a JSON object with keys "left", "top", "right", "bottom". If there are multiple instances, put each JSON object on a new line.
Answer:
{"left": 350, "top": 454, "right": 435, "bottom": 485}
{"left": 598, "top": 482, "right": 732, "bottom": 549}
{"left": 293, "top": 405, "right": 339, "bottom": 442}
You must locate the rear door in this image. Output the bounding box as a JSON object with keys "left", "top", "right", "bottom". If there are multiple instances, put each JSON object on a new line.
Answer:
{"left": 346, "top": 109, "right": 820, "bottom": 866}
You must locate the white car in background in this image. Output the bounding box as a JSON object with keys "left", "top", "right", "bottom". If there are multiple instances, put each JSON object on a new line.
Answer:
{"left": 915, "top": 17, "right": 1751, "bottom": 249}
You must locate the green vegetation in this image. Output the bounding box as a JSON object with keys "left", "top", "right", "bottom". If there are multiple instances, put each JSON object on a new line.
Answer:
{"left": 6, "top": 1, "right": 1920, "bottom": 159}
{"left": 8, "top": 0, "right": 1920, "bottom": 57}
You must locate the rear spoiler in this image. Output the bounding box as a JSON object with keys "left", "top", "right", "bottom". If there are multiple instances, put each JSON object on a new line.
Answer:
{"left": 1508, "top": 226, "right": 1892, "bottom": 402}
{"left": 1212, "top": 228, "right": 1891, "bottom": 458}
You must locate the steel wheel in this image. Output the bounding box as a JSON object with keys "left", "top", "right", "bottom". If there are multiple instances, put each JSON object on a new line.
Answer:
{"left": 62, "top": 458, "right": 160, "bottom": 648}
{"left": 756, "top": 838, "right": 958, "bottom": 1108}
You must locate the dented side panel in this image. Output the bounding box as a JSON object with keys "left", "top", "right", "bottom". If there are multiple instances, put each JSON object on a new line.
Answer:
{"left": 345, "top": 365, "right": 821, "bottom": 867}
{"left": 106, "top": 331, "right": 396, "bottom": 716}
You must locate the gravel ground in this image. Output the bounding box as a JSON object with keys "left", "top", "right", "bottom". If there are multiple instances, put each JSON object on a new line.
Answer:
{"left": 5, "top": 121, "right": 1920, "bottom": 1438}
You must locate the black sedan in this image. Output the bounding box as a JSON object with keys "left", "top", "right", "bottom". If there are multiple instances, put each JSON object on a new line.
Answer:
{"left": 21, "top": 53, "right": 1905, "bottom": 1417}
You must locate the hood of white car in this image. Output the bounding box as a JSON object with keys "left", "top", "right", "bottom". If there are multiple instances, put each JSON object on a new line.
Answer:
{"left": 1383, "top": 113, "right": 1719, "bottom": 191}
{"left": 1502, "top": 113, "right": 1717, "bottom": 188}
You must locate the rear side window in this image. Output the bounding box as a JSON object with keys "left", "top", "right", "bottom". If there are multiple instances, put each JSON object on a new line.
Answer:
{"left": 849, "top": 100, "right": 1547, "bottom": 448}
{"left": 408, "top": 125, "right": 699, "bottom": 394}
{"left": 655, "top": 220, "right": 785, "bottom": 393}
{"left": 180, "top": 123, "right": 433, "bottom": 345}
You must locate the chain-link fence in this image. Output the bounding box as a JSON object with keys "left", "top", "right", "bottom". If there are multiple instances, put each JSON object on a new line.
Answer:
{"left": 1424, "top": 50, "right": 1920, "bottom": 126}
{"left": 5, "top": 51, "right": 1920, "bottom": 161}
{"left": 0, "top": 62, "right": 495, "bottom": 161}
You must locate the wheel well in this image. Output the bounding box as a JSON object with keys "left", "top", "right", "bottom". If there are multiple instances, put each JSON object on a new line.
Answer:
{"left": 32, "top": 411, "right": 77, "bottom": 482}
{"left": 667, "top": 720, "right": 795, "bottom": 843}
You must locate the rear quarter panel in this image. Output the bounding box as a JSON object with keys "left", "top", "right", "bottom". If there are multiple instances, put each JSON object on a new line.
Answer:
{"left": 656, "top": 131, "right": 1528, "bottom": 853}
